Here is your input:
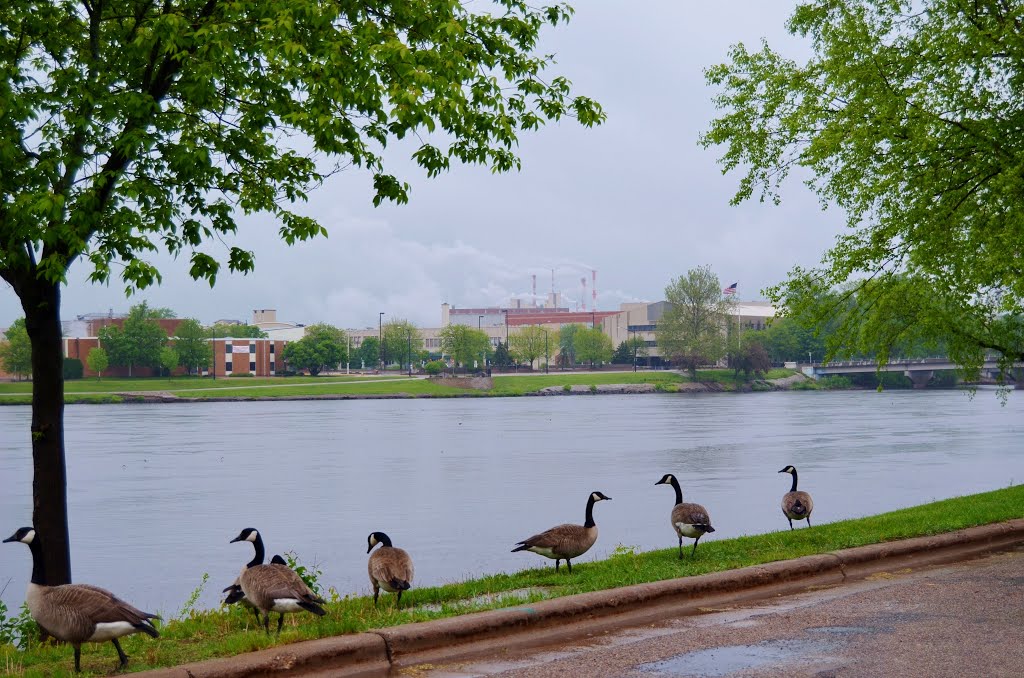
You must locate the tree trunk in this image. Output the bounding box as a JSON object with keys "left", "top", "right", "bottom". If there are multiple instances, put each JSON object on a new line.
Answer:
{"left": 21, "top": 279, "right": 72, "bottom": 585}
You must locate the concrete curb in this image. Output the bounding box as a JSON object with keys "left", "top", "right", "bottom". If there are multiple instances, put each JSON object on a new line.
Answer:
{"left": 135, "top": 519, "right": 1024, "bottom": 676}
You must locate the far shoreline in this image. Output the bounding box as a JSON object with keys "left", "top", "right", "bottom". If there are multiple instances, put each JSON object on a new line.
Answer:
{"left": 0, "top": 370, "right": 995, "bottom": 406}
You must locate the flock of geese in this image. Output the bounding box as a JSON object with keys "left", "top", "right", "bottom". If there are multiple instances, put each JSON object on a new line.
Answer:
{"left": 3, "top": 466, "right": 813, "bottom": 673}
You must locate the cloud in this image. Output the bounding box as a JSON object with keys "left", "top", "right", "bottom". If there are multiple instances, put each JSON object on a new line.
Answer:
{"left": 0, "top": 2, "right": 847, "bottom": 331}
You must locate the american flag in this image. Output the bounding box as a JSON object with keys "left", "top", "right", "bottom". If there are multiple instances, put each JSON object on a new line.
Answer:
{"left": 723, "top": 282, "right": 738, "bottom": 296}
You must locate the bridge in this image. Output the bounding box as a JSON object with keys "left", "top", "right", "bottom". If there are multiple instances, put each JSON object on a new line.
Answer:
{"left": 802, "top": 357, "right": 1021, "bottom": 388}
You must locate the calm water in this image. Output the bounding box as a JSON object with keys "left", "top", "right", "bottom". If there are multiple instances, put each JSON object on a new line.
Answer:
{"left": 1, "top": 390, "right": 1022, "bottom": 614}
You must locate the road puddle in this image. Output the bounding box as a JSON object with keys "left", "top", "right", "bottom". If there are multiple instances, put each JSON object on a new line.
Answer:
{"left": 637, "top": 638, "right": 833, "bottom": 676}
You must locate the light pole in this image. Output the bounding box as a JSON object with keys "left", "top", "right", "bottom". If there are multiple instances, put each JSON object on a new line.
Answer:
{"left": 379, "top": 312, "right": 385, "bottom": 371}
{"left": 502, "top": 309, "right": 509, "bottom": 373}
{"left": 808, "top": 351, "right": 812, "bottom": 366}
{"left": 630, "top": 329, "right": 637, "bottom": 373}
{"left": 592, "top": 310, "right": 596, "bottom": 329}
{"left": 542, "top": 328, "right": 549, "bottom": 374}
{"left": 347, "top": 334, "right": 351, "bottom": 375}
{"left": 407, "top": 328, "right": 413, "bottom": 377}
{"left": 479, "top": 315, "right": 485, "bottom": 370}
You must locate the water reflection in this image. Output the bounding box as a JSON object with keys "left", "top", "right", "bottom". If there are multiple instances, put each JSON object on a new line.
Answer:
{"left": 0, "top": 390, "right": 1021, "bottom": 614}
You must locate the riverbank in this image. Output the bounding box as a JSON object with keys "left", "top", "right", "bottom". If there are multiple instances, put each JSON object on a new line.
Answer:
{"left": 4, "top": 484, "right": 1022, "bottom": 676}
{"left": 0, "top": 370, "right": 822, "bottom": 405}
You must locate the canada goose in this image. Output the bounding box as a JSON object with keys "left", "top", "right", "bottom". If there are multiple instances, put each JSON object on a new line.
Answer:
{"left": 366, "top": 532, "right": 414, "bottom": 606}
{"left": 3, "top": 527, "right": 159, "bottom": 673}
{"left": 511, "top": 491, "right": 612, "bottom": 573}
{"left": 223, "top": 554, "right": 287, "bottom": 622}
{"left": 779, "top": 465, "right": 814, "bottom": 529}
{"left": 230, "top": 528, "right": 326, "bottom": 634}
{"left": 655, "top": 473, "right": 715, "bottom": 558}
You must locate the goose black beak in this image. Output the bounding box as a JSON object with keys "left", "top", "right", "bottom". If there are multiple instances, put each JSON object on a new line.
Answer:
{"left": 777, "top": 469, "right": 787, "bottom": 474}
{"left": 229, "top": 536, "right": 243, "bottom": 543}
{"left": 367, "top": 544, "right": 373, "bottom": 554}
{"left": 2, "top": 535, "right": 16, "bottom": 543}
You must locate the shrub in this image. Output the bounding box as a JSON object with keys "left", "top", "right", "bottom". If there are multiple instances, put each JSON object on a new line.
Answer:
{"left": 562, "top": 384, "right": 572, "bottom": 392}
{"left": 424, "top": 360, "right": 446, "bottom": 376}
{"left": 284, "top": 551, "right": 324, "bottom": 598}
{"left": 848, "top": 372, "right": 911, "bottom": 389}
{"left": 0, "top": 599, "right": 38, "bottom": 650}
{"left": 62, "top": 357, "right": 84, "bottom": 380}
{"left": 819, "top": 375, "right": 853, "bottom": 389}
{"left": 588, "top": 384, "right": 598, "bottom": 393}
{"left": 929, "top": 370, "right": 959, "bottom": 388}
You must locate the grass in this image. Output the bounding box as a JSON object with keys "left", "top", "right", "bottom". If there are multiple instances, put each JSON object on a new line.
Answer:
{"left": 0, "top": 375, "right": 407, "bottom": 396}
{"left": 487, "top": 371, "right": 683, "bottom": 395}
{"left": 3, "top": 484, "right": 1022, "bottom": 676}
{"left": 0, "top": 372, "right": 694, "bottom": 403}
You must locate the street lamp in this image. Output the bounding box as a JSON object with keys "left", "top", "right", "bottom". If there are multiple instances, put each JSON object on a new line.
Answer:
{"left": 808, "top": 351, "right": 812, "bottom": 366}
{"left": 592, "top": 310, "right": 596, "bottom": 329}
{"left": 479, "top": 315, "right": 485, "bottom": 370}
{"left": 379, "top": 312, "right": 385, "bottom": 371}
{"left": 541, "top": 328, "right": 549, "bottom": 374}
{"left": 502, "top": 309, "right": 509, "bottom": 373}
{"left": 407, "top": 328, "right": 413, "bottom": 377}
{"left": 630, "top": 328, "right": 637, "bottom": 373}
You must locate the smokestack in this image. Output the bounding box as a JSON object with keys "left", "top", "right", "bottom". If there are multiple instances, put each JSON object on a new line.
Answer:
{"left": 581, "top": 277, "right": 587, "bottom": 312}
{"left": 592, "top": 269, "right": 597, "bottom": 310}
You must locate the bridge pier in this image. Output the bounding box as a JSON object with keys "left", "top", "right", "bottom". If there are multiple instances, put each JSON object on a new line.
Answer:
{"left": 905, "top": 370, "right": 933, "bottom": 388}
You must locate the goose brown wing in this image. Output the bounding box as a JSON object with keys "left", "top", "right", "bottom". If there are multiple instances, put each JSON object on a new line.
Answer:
{"left": 47, "top": 584, "right": 156, "bottom": 626}
{"left": 518, "top": 523, "right": 586, "bottom": 551}
{"left": 783, "top": 490, "right": 814, "bottom": 516}
{"left": 672, "top": 502, "right": 711, "bottom": 526}
{"left": 243, "top": 564, "right": 323, "bottom": 606}
{"left": 369, "top": 547, "right": 414, "bottom": 586}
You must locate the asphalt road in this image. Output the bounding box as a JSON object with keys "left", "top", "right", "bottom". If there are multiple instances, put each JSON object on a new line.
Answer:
{"left": 407, "top": 546, "right": 1024, "bottom": 678}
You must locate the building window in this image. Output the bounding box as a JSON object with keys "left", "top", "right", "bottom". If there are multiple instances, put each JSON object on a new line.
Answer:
{"left": 225, "top": 344, "right": 232, "bottom": 355}
{"left": 270, "top": 344, "right": 275, "bottom": 354}
{"left": 249, "top": 361, "right": 256, "bottom": 372}
{"left": 225, "top": 361, "right": 233, "bottom": 372}
{"left": 249, "top": 343, "right": 256, "bottom": 353}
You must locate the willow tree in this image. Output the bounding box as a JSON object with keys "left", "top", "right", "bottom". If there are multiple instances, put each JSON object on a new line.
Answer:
{"left": 701, "top": 0, "right": 1023, "bottom": 381}
{"left": 0, "top": 0, "right": 603, "bottom": 584}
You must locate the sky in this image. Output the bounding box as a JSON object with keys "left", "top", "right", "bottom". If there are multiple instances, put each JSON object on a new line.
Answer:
{"left": 0, "top": 2, "right": 846, "bottom": 331}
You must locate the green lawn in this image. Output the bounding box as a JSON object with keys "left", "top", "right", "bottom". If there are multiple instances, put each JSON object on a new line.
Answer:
{"left": 0, "top": 370, "right": 802, "bottom": 405}
{"left": 173, "top": 378, "right": 476, "bottom": 399}
{"left": 3, "top": 484, "right": 1022, "bottom": 676}
{"left": 488, "top": 371, "right": 683, "bottom": 395}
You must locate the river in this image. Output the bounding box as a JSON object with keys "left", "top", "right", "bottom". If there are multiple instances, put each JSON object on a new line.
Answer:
{"left": 1, "top": 390, "right": 1021, "bottom": 615}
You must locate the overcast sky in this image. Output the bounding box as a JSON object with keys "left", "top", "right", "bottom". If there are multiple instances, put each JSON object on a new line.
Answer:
{"left": 1, "top": 2, "right": 845, "bottom": 331}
